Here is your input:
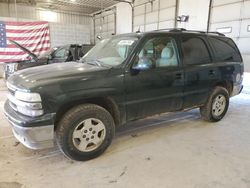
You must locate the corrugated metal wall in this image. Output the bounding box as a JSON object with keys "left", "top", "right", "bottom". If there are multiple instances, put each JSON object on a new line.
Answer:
{"left": 0, "top": 3, "right": 92, "bottom": 47}
{"left": 0, "top": 3, "right": 90, "bottom": 25}
{"left": 209, "top": 0, "right": 250, "bottom": 72}
{"left": 133, "top": 0, "right": 176, "bottom": 32}
{"left": 0, "top": 2, "right": 92, "bottom": 76}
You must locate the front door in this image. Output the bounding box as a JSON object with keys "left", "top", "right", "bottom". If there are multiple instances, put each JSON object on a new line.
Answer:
{"left": 124, "top": 35, "right": 184, "bottom": 121}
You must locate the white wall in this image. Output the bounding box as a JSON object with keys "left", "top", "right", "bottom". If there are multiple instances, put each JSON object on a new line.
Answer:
{"left": 0, "top": 2, "right": 92, "bottom": 77}
{"left": 209, "top": 0, "right": 250, "bottom": 72}
{"left": 0, "top": 3, "right": 92, "bottom": 47}
{"left": 116, "top": 2, "right": 132, "bottom": 34}
{"left": 0, "top": 3, "right": 90, "bottom": 25}
{"left": 93, "top": 8, "right": 116, "bottom": 42}
{"left": 177, "top": 0, "right": 210, "bottom": 31}
{"left": 133, "top": 0, "right": 176, "bottom": 32}
{"left": 91, "top": 2, "right": 132, "bottom": 44}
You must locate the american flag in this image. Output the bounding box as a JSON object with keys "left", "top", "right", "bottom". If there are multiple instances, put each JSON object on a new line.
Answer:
{"left": 0, "top": 21, "right": 50, "bottom": 63}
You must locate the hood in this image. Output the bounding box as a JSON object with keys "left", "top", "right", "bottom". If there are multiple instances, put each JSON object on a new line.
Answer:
{"left": 9, "top": 40, "right": 38, "bottom": 61}
{"left": 7, "top": 62, "right": 110, "bottom": 90}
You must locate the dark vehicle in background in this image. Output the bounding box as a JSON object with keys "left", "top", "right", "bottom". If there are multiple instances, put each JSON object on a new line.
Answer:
{"left": 4, "top": 29, "right": 244, "bottom": 161}
{"left": 3, "top": 40, "right": 93, "bottom": 79}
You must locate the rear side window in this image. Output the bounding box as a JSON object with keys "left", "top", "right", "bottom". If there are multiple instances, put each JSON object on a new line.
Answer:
{"left": 208, "top": 37, "right": 242, "bottom": 62}
{"left": 181, "top": 37, "right": 211, "bottom": 65}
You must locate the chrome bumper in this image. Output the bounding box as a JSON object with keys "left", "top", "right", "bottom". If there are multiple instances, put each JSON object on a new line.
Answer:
{"left": 7, "top": 118, "right": 54, "bottom": 150}
{"left": 4, "top": 101, "right": 55, "bottom": 150}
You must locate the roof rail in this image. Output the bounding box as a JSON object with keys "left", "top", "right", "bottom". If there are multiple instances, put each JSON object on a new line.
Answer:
{"left": 207, "top": 31, "right": 225, "bottom": 36}
{"left": 153, "top": 28, "right": 225, "bottom": 36}
{"left": 169, "top": 28, "right": 187, "bottom": 32}
{"left": 153, "top": 28, "right": 186, "bottom": 32}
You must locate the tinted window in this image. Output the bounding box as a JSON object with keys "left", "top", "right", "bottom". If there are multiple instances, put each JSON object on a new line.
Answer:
{"left": 181, "top": 37, "right": 211, "bottom": 65}
{"left": 133, "top": 37, "right": 179, "bottom": 69}
{"left": 208, "top": 37, "right": 242, "bottom": 62}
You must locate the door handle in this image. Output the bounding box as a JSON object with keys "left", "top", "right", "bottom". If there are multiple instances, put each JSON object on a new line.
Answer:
{"left": 209, "top": 70, "right": 215, "bottom": 75}
{"left": 175, "top": 73, "right": 182, "bottom": 79}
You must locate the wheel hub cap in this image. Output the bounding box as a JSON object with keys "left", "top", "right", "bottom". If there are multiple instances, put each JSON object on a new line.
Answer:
{"left": 212, "top": 94, "right": 226, "bottom": 117}
{"left": 72, "top": 118, "right": 106, "bottom": 152}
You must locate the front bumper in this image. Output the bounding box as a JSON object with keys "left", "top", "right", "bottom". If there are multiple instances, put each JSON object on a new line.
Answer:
{"left": 4, "top": 101, "right": 55, "bottom": 149}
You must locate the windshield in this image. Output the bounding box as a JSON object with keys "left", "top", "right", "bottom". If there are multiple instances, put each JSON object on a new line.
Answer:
{"left": 81, "top": 36, "right": 138, "bottom": 66}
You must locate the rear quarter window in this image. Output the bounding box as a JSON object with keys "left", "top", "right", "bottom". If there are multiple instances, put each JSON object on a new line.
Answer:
{"left": 181, "top": 37, "right": 212, "bottom": 65}
{"left": 208, "top": 37, "right": 242, "bottom": 62}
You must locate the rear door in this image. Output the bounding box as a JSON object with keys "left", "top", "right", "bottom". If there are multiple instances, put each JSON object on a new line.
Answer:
{"left": 124, "top": 35, "right": 184, "bottom": 121}
{"left": 181, "top": 35, "right": 217, "bottom": 108}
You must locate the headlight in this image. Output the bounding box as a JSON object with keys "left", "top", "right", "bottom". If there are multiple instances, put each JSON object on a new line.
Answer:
{"left": 8, "top": 90, "right": 44, "bottom": 117}
{"left": 15, "top": 91, "right": 42, "bottom": 102}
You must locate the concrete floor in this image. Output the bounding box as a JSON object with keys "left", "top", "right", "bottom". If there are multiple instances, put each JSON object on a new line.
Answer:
{"left": 0, "top": 75, "right": 250, "bottom": 188}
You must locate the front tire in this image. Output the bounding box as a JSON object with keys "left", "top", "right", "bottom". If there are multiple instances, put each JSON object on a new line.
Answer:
{"left": 56, "top": 104, "right": 115, "bottom": 161}
{"left": 200, "top": 86, "right": 229, "bottom": 122}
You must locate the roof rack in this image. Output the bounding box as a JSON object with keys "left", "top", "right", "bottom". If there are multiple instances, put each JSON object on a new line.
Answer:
{"left": 152, "top": 28, "right": 184, "bottom": 32}
{"left": 153, "top": 28, "right": 225, "bottom": 36}
{"left": 207, "top": 31, "right": 225, "bottom": 36}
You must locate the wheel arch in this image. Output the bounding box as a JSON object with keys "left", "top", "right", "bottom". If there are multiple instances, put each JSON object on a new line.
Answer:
{"left": 54, "top": 97, "right": 121, "bottom": 128}
{"left": 214, "top": 80, "right": 233, "bottom": 96}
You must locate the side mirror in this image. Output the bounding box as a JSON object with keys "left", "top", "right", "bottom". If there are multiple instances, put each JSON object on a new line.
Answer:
{"left": 131, "top": 56, "right": 152, "bottom": 73}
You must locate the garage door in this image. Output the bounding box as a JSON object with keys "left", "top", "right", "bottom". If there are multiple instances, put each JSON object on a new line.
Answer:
{"left": 209, "top": 0, "right": 250, "bottom": 72}
{"left": 133, "top": 0, "right": 176, "bottom": 32}
{"left": 93, "top": 8, "right": 116, "bottom": 42}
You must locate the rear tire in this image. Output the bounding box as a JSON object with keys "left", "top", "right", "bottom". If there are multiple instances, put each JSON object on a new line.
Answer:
{"left": 200, "top": 86, "right": 229, "bottom": 122}
{"left": 56, "top": 104, "right": 115, "bottom": 161}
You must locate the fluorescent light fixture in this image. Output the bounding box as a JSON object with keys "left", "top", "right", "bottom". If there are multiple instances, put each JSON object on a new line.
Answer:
{"left": 216, "top": 27, "right": 232, "bottom": 34}
{"left": 39, "top": 10, "right": 57, "bottom": 22}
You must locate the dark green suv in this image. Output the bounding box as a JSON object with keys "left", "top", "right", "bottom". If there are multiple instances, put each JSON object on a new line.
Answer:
{"left": 4, "top": 29, "right": 244, "bottom": 161}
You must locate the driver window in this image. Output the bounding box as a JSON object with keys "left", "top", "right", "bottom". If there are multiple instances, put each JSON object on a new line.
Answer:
{"left": 134, "top": 37, "right": 178, "bottom": 69}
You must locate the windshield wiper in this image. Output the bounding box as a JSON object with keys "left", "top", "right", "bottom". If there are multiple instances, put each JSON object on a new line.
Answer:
{"left": 86, "top": 59, "right": 112, "bottom": 68}
{"left": 87, "top": 59, "right": 102, "bottom": 66}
